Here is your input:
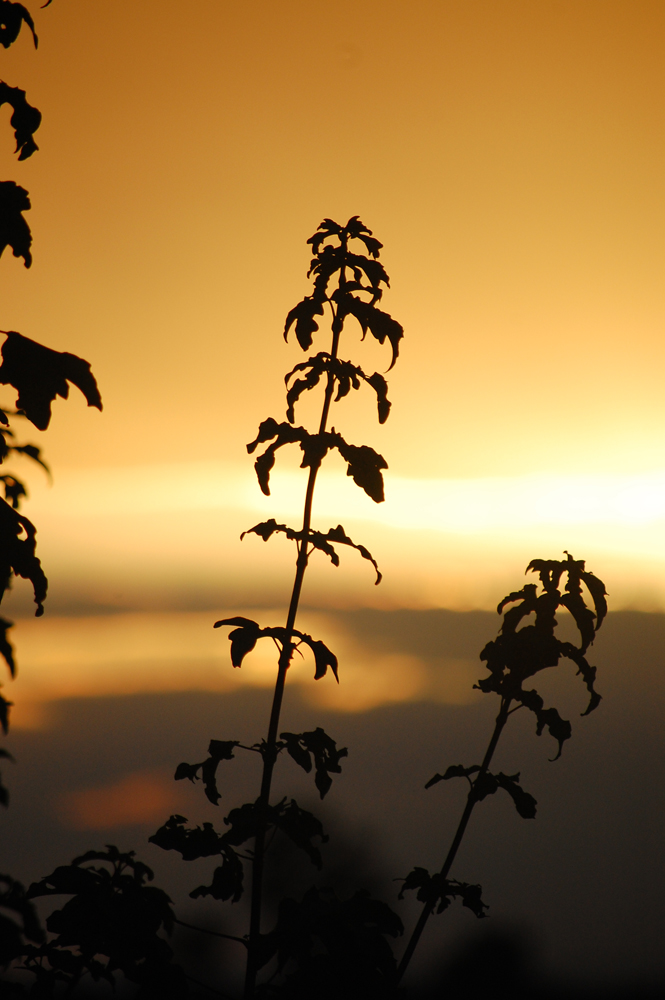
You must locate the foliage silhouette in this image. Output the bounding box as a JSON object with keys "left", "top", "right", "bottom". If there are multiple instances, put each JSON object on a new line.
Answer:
{"left": 1, "top": 847, "right": 188, "bottom": 998}
{"left": 0, "top": 1, "right": 101, "bottom": 808}
{"left": 145, "top": 216, "right": 405, "bottom": 999}
{"left": 395, "top": 553, "right": 607, "bottom": 983}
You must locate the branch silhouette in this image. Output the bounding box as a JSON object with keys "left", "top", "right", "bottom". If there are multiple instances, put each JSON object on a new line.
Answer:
{"left": 395, "top": 553, "right": 607, "bottom": 983}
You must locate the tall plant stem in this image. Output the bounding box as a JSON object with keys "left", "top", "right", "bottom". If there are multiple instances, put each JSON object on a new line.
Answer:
{"left": 395, "top": 697, "right": 512, "bottom": 985}
{"left": 243, "top": 304, "right": 344, "bottom": 999}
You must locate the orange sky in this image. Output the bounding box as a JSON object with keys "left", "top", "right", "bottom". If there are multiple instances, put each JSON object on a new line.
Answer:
{"left": 1, "top": 0, "right": 663, "bottom": 476}
{"left": 1, "top": 0, "right": 665, "bottom": 629}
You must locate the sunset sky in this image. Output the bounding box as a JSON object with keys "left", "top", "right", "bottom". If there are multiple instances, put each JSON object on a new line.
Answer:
{"left": 1, "top": 0, "right": 665, "bottom": 699}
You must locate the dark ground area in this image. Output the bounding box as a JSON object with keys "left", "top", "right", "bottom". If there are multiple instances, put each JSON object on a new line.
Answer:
{"left": 2, "top": 609, "right": 664, "bottom": 997}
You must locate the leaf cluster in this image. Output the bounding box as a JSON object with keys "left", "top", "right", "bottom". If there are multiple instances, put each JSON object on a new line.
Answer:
{"left": 173, "top": 737, "right": 239, "bottom": 805}
{"left": 247, "top": 418, "right": 387, "bottom": 503}
{"left": 425, "top": 764, "right": 537, "bottom": 819}
{"left": 242, "top": 518, "right": 382, "bottom": 584}
{"left": 398, "top": 868, "right": 488, "bottom": 919}
{"left": 151, "top": 798, "right": 329, "bottom": 906}
{"left": 477, "top": 553, "right": 607, "bottom": 757}
{"left": 255, "top": 885, "right": 403, "bottom": 1000}
{"left": 215, "top": 615, "right": 339, "bottom": 681}
{"left": 284, "top": 217, "right": 403, "bottom": 369}
{"left": 278, "top": 727, "right": 348, "bottom": 799}
{"left": 285, "top": 353, "right": 391, "bottom": 425}
{"left": 5, "top": 846, "right": 187, "bottom": 999}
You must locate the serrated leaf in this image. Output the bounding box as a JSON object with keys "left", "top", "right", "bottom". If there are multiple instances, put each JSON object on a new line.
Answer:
{"left": 0, "top": 331, "right": 102, "bottom": 430}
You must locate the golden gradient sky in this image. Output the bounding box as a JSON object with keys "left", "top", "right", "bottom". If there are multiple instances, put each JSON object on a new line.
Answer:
{"left": 2, "top": 0, "right": 665, "bottom": 667}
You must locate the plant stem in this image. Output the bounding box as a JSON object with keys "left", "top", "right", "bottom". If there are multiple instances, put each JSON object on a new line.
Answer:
{"left": 243, "top": 290, "right": 345, "bottom": 999}
{"left": 395, "top": 696, "right": 512, "bottom": 984}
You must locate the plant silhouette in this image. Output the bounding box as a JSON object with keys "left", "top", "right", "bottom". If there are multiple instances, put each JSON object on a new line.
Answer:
{"left": 395, "top": 553, "right": 607, "bottom": 983}
{"left": 0, "top": 2, "right": 101, "bottom": 811}
{"left": 147, "top": 216, "right": 405, "bottom": 999}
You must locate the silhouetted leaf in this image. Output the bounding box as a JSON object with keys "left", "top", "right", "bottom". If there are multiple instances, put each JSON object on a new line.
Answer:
{"left": 279, "top": 727, "right": 348, "bottom": 798}
{"left": 284, "top": 295, "right": 326, "bottom": 351}
{"left": 335, "top": 436, "right": 387, "bottom": 502}
{"left": 0, "top": 182, "right": 32, "bottom": 266}
{"left": 560, "top": 642, "right": 602, "bottom": 716}
{"left": 365, "top": 371, "right": 391, "bottom": 423}
{"left": 215, "top": 616, "right": 261, "bottom": 668}
{"left": 149, "top": 814, "right": 224, "bottom": 860}
{"left": 0, "top": 614, "right": 14, "bottom": 676}
{"left": 246, "top": 419, "right": 309, "bottom": 494}
{"left": 189, "top": 848, "right": 244, "bottom": 904}
{"left": 307, "top": 217, "right": 343, "bottom": 256}
{"left": 0, "top": 496, "right": 47, "bottom": 616}
{"left": 0, "top": 82, "right": 41, "bottom": 158}
{"left": 284, "top": 353, "right": 328, "bottom": 421}
{"left": 516, "top": 688, "right": 572, "bottom": 760}
{"left": 0, "top": 2, "right": 38, "bottom": 49}
{"left": 579, "top": 568, "right": 608, "bottom": 632}
{"left": 173, "top": 738, "right": 239, "bottom": 805}
{"left": 325, "top": 524, "right": 382, "bottom": 584}
{"left": 494, "top": 772, "right": 537, "bottom": 819}
{"left": 398, "top": 869, "right": 488, "bottom": 918}
{"left": 297, "top": 633, "right": 339, "bottom": 681}
{"left": 425, "top": 764, "right": 480, "bottom": 789}
{"left": 0, "top": 331, "right": 103, "bottom": 431}
{"left": 241, "top": 518, "right": 299, "bottom": 545}
{"left": 344, "top": 297, "right": 403, "bottom": 370}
